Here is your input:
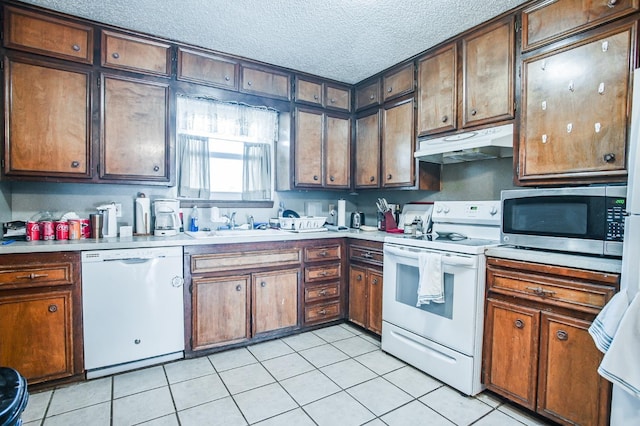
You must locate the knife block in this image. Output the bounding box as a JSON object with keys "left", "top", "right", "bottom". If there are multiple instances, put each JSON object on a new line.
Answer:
{"left": 384, "top": 211, "right": 398, "bottom": 230}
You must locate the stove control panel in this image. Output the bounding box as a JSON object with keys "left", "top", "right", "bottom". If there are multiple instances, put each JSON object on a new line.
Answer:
{"left": 432, "top": 201, "right": 501, "bottom": 225}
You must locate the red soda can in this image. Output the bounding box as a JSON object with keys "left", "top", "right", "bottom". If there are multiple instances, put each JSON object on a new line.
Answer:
{"left": 68, "top": 219, "right": 81, "bottom": 240}
{"left": 80, "top": 219, "right": 91, "bottom": 239}
{"left": 26, "top": 221, "right": 40, "bottom": 241}
{"left": 39, "top": 220, "right": 54, "bottom": 241}
{"left": 54, "top": 220, "right": 69, "bottom": 240}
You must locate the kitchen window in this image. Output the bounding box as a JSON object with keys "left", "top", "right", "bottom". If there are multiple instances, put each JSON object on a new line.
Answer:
{"left": 176, "top": 95, "right": 278, "bottom": 202}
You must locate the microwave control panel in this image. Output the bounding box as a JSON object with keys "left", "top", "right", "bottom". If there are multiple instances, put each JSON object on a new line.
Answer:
{"left": 606, "top": 196, "right": 626, "bottom": 241}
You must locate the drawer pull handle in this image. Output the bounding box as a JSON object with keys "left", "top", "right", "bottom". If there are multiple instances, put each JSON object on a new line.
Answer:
{"left": 514, "top": 319, "right": 524, "bottom": 329}
{"left": 48, "top": 304, "right": 58, "bottom": 313}
{"left": 556, "top": 330, "right": 569, "bottom": 341}
{"left": 236, "top": 285, "right": 242, "bottom": 291}
{"left": 319, "top": 271, "right": 328, "bottom": 276}
{"left": 17, "top": 273, "right": 49, "bottom": 280}
{"left": 319, "top": 309, "right": 327, "bottom": 315}
{"left": 319, "top": 289, "right": 328, "bottom": 296}
{"left": 525, "top": 286, "right": 556, "bottom": 297}
{"left": 361, "top": 252, "right": 373, "bottom": 259}
{"left": 319, "top": 251, "right": 328, "bottom": 257}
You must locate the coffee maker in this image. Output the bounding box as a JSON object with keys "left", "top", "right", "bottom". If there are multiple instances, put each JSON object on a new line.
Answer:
{"left": 153, "top": 199, "right": 180, "bottom": 236}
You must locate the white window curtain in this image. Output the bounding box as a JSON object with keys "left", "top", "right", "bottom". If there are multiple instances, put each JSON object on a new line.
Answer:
{"left": 177, "top": 96, "right": 278, "bottom": 200}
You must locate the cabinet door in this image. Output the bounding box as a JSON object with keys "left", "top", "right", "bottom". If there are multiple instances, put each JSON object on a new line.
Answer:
{"left": 101, "top": 75, "right": 170, "bottom": 182}
{"left": 0, "top": 291, "right": 73, "bottom": 383}
{"left": 520, "top": 25, "right": 632, "bottom": 182}
{"left": 253, "top": 269, "right": 298, "bottom": 335}
{"left": 355, "top": 79, "right": 381, "bottom": 111}
{"left": 348, "top": 265, "right": 367, "bottom": 329}
{"left": 538, "top": 312, "right": 610, "bottom": 426}
{"left": 367, "top": 270, "right": 383, "bottom": 335}
{"left": 417, "top": 44, "right": 457, "bottom": 136}
{"left": 294, "top": 108, "right": 324, "bottom": 187}
{"left": 4, "top": 58, "right": 91, "bottom": 178}
{"left": 383, "top": 63, "right": 414, "bottom": 102}
{"left": 241, "top": 66, "right": 290, "bottom": 100}
{"left": 325, "top": 85, "right": 351, "bottom": 112}
{"left": 295, "top": 78, "right": 323, "bottom": 106}
{"left": 178, "top": 48, "right": 238, "bottom": 90}
{"left": 462, "top": 18, "right": 515, "bottom": 128}
{"left": 382, "top": 98, "right": 415, "bottom": 188}
{"left": 192, "top": 276, "right": 250, "bottom": 350}
{"left": 355, "top": 110, "right": 381, "bottom": 188}
{"left": 484, "top": 299, "right": 539, "bottom": 410}
{"left": 102, "top": 31, "right": 171, "bottom": 76}
{"left": 325, "top": 114, "right": 351, "bottom": 188}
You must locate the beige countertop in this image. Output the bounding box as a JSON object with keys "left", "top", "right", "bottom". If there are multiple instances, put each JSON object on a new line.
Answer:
{"left": 485, "top": 245, "right": 622, "bottom": 274}
{"left": 0, "top": 228, "right": 388, "bottom": 255}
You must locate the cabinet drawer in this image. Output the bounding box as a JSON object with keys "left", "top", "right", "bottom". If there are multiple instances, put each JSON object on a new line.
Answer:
{"left": 0, "top": 263, "right": 75, "bottom": 290}
{"left": 356, "top": 79, "right": 381, "bottom": 111}
{"left": 304, "top": 282, "right": 340, "bottom": 303}
{"left": 4, "top": 5, "right": 94, "bottom": 64}
{"left": 304, "top": 245, "right": 342, "bottom": 262}
{"left": 304, "top": 301, "right": 341, "bottom": 323}
{"left": 349, "top": 245, "right": 383, "bottom": 266}
{"left": 305, "top": 263, "right": 341, "bottom": 282}
{"left": 102, "top": 31, "right": 171, "bottom": 76}
{"left": 241, "top": 66, "right": 291, "bottom": 100}
{"left": 192, "top": 248, "right": 301, "bottom": 274}
{"left": 295, "top": 77, "right": 323, "bottom": 106}
{"left": 522, "top": 0, "right": 639, "bottom": 51}
{"left": 383, "top": 63, "right": 415, "bottom": 101}
{"left": 178, "top": 48, "right": 238, "bottom": 90}
{"left": 325, "top": 85, "right": 351, "bottom": 111}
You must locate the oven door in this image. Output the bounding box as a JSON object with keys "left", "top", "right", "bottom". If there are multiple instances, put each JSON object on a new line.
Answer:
{"left": 382, "top": 243, "right": 481, "bottom": 355}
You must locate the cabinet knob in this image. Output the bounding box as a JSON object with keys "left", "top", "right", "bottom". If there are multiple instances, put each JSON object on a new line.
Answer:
{"left": 514, "top": 319, "right": 524, "bottom": 329}
{"left": 48, "top": 304, "right": 58, "bottom": 313}
{"left": 236, "top": 285, "right": 242, "bottom": 291}
{"left": 225, "top": 75, "right": 230, "bottom": 81}
{"left": 71, "top": 161, "right": 80, "bottom": 168}
{"left": 112, "top": 52, "right": 120, "bottom": 59}
{"left": 556, "top": 330, "right": 569, "bottom": 341}
{"left": 369, "top": 94, "right": 375, "bottom": 100}
{"left": 387, "top": 174, "right": 392, "bottom": 180}
{"left": 71, "top": 44, "right": 81, "bottom": 52}
{"left": 329, "top": 175, "right": 335, "bottom": 182}
{"left": 608, "top": 0, "right": 618, "bottom": 7}
{"left": 441, "top": 115, "right": 448, "bottom": 123}
{"left": 314, "top": 94, "right": 319, "bottom": 100}
{"left": 387, "top": 87, "right": 393, "bottom": 93}
{"left": 153, "top": 165, "right": 160, "bottom": 172}
{"left": 313, "top": 175, "right": 319, "bottom": 181}
{"left": 247, "top": 81, "right": 252, "bottom": 86}
{"left": 470, "top": 109, "right": 477, "bottom": 116}
{"left": 372, "top": 278, "right": 378, "bottom": 285}
{"left": 357, "top": 274, "right": 363, "bottom": 281}
{"left": 330, "top": 98, "right": 336, "bottom": 104}
{"left": 260, "top": 281, "right": 267, "bottom": 287}
{"left": 604, "top": 153, "right": 616, "bottom": 163}
{"left": 369, "top": 176, "right": 375, "bottom": 182}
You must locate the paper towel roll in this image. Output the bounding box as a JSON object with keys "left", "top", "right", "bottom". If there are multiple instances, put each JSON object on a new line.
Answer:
{"left": 337, "top": 199, "right": 346, "bottom": 227}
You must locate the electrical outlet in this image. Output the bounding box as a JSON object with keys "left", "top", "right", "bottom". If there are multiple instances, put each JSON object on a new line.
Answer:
{"left": 115, "top": 203, "right": 122, "bottom": 217}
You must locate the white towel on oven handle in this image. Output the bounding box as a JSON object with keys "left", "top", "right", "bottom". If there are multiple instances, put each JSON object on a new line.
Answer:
{"left": 417, "top": 252, "right": 444, "bottom": 306}
{"left": 589, "top": 290, "right": 629, "bottom": 353}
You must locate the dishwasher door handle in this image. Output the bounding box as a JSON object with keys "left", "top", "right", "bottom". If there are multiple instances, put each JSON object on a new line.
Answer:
{"left": 103, "top": 257, "right": 153, "bottom": 264}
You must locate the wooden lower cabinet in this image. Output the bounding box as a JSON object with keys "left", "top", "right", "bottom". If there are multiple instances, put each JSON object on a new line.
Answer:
{"left": 252, "top": 269, "right": 298, "bottom": 335}
{"left": 348, "top": 240, "right": 383, "bottom": 335}
{"left": 302, "top": 241, "right": 345, "bottom": 326}
{"left": 484, "top": 257, "right": 618, "bottom": 426}
{"left": 0, "top": 252, "right": 83, "bottom": 385}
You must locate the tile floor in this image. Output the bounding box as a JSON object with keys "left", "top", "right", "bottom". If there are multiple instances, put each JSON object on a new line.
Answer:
{"left": 21, "top": 323, "right": 553, "bottom": 426}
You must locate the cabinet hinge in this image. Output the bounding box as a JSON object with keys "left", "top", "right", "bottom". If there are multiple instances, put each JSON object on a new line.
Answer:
{"left": 1, "top": 159, "right": 4, "bottom": 168}
{"left": 189, "top": 283, "right": 193, "bottom": 293}
{"left": 514, "top": 18, "right": 520, "bottom": 33}
{"left": 514, "top": 101, "right": 517, "bottom": 113}
{"left": 518, "top": 66, "right": 521, "bottom": 78}
{"left": 0, "top": 61, "right": 3, "bottom": 70}
{"left": 189, "top": 337, "right": 193, "bottom": 348}
{"left": 96, "top": 76, "right": 101, "bottom": 88}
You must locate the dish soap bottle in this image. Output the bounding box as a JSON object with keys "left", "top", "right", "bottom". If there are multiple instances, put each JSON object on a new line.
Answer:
{"left": 189, "top": 206, "right": 199, "bottom": 232}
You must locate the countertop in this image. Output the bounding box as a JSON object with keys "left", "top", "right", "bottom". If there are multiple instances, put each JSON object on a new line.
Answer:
{"left": 485, "top": 245, "right": 622, "bottom": 274}
{"left": 0, "top": 228, "right": 388, "bottom": 255}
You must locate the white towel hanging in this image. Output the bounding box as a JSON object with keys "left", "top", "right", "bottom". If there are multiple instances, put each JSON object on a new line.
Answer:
{"left": 417, "top": 252, "right": 444, "bottom": 306}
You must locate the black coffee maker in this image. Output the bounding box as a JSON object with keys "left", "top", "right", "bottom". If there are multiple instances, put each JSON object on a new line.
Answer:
{"left": 350, "top": 211, "right": 364, "bottom": 229}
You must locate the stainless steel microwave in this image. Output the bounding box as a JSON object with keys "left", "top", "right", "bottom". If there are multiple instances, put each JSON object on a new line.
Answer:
{"left": 501, "top": 185, "right": 627, "bottom": 257}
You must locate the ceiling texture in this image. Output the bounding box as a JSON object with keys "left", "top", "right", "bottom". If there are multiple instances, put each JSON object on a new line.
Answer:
{"left": 17, "top": 0, "right": 529, "bottom": 84}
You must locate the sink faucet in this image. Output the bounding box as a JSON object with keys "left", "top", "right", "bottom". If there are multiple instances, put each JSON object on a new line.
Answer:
{"left": 222, "top": 211, "right": 237, "bottom": 229}
{"left": 248, "top": 215, "right": 254, "bottom": 230}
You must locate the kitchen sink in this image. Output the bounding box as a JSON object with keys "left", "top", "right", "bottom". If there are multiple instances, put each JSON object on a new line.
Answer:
{"left": 185, "top": 229, "right": 284, "bottom": 239}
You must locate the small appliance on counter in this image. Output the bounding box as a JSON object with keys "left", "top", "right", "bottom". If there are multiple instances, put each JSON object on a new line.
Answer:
{"left": 154, "top": 199, "right": 180, "bottom": 236}
{"left": 96, "top": 203, "right": 118, "bottom": 238}
{"left": 350, "top": 211, "right": 364, "bottom": 229}
{"left": 2, "top": 221, "right": 26, "bottom": 241}
{"left": 134, "top": 193, "right": 151, "bottom": 235}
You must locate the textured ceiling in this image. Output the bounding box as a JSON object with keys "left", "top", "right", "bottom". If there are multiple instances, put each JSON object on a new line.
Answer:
{"left": 17, "top": 0, "right": 529, "bottom": 84}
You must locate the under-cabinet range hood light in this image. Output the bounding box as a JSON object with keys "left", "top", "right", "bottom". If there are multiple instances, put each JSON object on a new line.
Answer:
{"left": 414, "top": 123, "right": 514, "bottom": 164}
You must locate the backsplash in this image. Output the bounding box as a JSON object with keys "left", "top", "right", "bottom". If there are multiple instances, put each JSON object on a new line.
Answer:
{"left": 3, "top": 158, "right": 516, "bottom": 230}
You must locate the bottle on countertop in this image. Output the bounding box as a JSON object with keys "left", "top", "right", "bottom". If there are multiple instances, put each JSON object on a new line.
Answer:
{"left": 189, "top": 206, "right": 199, "bottom": 232}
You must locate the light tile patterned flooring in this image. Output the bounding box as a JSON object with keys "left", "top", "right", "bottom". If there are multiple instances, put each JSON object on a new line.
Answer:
{"left": 22, "top": 323, "right": 553, "bottom": 426}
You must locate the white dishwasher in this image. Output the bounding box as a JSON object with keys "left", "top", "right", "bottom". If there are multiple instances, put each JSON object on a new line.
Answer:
{"left": 81, "top": 246, "right": 185, "bottom": 378}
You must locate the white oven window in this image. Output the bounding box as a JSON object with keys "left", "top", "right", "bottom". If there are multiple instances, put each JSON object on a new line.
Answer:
{"left": 395, "top": 264, "right": 454, "bottom": 319}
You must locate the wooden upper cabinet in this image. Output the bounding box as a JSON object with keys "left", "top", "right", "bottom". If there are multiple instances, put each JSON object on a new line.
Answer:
{"left": 240, "top": 65, "right": 291, "bottom": 100}
{"left": 383, "top": 63, "right": 415, "bottom": 102}
{"left": 382, "top": 97, "right": 415, "bottom": 188}
{"left": 462, "top": 17, "right": 515, "bottom": 128}
{"left": 417, "top": 44, "right": 457, "bottom": 136}
{"left": 102, "top": 30, "right": 171, "bottom": 77}
{"left": 325, "top": 114, "right": 351, "bottom": 188}
{"left": 295, "top": 108, "right": 324, "bottom": 187}
{"left": 101, "top": 75, "right": 170, "bottom": 182}
{"left": 355, "top": 110, "right": 381, "bottom": 188}
{"left": 4, "top": 57, "right": 91, "bottom": 178}
{"left": 295, "top": 77, "right": 323, "bottom": 106}
{"left": 177, "top": 47, "right": 238, "bottom": 90}
{"left": 355, "top": 78, "right": 381, "bottom": 111}
{"left": 519, "top": 24, "right": 633, "bottom": 183}
{"left": 325, "top": 84, "right": 351, "bottom": 112}
{"left": 3, "top": 5, "right": 94, "bottom": 64}
{"left": 522, "top": 0, "right": 640, "bottom": 52}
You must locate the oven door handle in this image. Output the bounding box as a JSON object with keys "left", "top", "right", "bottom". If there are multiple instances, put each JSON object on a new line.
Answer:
{"left": 384, "top": 245, "right": 476, "bottom": 267}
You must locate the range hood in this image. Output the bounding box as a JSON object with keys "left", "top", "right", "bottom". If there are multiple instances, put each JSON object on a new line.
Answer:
{"left": 414, "top": 123, "right": 514, "bottom": 164}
